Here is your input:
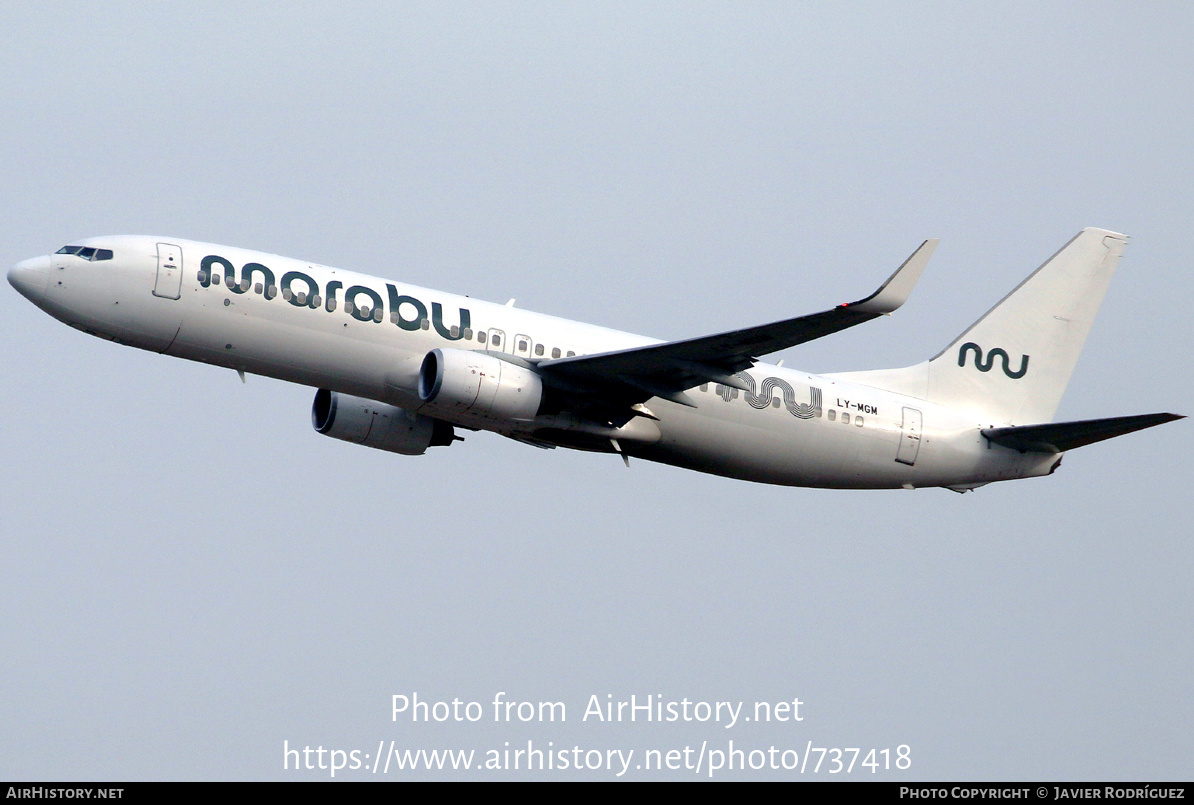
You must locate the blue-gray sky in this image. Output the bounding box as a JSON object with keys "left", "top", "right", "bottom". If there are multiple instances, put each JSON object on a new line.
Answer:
{"left": 2, "top": 3, "right": 1190, "bottom": 780}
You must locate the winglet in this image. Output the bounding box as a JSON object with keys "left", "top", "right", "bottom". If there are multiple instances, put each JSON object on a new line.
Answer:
{"left": 847, "top": 238, "right": 938, "bottom": 314}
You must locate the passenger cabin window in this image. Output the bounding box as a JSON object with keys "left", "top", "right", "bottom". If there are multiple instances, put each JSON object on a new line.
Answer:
{"left": 478, "top": 332, "right": 487, "bottom": 345}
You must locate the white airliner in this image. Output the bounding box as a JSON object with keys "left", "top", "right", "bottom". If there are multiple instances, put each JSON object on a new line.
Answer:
{"left": 8, "top": 228, "right": 1181, "bottom": 491}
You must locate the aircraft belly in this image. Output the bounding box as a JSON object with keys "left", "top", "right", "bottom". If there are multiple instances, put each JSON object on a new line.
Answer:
{"left": 639, "top": 389, "right": 1031, "bottom": 489}
{"left": 643, "top": 401, "right": 903, "bottom": 488}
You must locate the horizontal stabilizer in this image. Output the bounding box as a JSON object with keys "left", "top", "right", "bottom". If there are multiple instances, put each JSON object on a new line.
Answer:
{"left": 982, "top": 413, "right": 1184, "bottom": 454}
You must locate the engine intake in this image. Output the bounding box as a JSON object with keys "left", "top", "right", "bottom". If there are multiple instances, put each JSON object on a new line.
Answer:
{"left": 312, "top": 389, "right": 455, "bottom": 455}
{"left": 418, "top": 348, "right": 543, "bottom": 423}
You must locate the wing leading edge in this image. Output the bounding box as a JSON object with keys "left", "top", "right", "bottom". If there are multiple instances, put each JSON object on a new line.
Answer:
{"left": 537, "top": 239, "right": 938, "bottom": 407}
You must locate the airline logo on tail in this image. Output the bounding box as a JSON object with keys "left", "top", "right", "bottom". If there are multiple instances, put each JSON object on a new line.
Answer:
{"left": 957, "top": 342, "right": 1030, "bottom": 380}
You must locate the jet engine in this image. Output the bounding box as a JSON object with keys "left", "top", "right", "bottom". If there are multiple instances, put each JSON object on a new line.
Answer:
{"left": 312, "top": 389, "right": 456, "bottom": 455}
{"left": 418, "top": 348, "right": 543, "bottom": 423}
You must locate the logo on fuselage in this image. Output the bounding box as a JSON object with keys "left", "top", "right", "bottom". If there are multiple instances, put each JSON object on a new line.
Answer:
{"left": 957, "top": 342, "right": 1029, "bottom": 379}
{"left": 719, "top": 373, "right": 824, "bottom": 419}
{"left": 198, "top": 255, "right": 471, "bottom": 340}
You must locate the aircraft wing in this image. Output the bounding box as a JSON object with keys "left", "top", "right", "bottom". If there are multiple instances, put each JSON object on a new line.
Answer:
{"left": 537, "top": 239, "right": 937, "bottom": 407}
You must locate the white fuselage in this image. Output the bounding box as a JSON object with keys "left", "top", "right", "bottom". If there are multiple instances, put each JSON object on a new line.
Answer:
{"left": 10, "top": 235, "right": 1056, "bottom": 489}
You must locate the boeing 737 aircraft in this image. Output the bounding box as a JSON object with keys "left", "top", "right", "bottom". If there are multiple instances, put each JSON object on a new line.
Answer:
{"left": 8, "top": 228, "right": 1181, "bottom": 491}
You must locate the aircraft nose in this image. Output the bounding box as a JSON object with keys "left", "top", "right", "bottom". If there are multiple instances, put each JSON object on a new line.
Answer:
{"left": 8, "top": 255, "right": 51, "bottom": 304}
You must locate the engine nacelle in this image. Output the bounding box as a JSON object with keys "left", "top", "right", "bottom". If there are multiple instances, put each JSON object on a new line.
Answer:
{"left": 312, "top": 389, "right": 455, "bottom": 455}
{"left": 418, "top": 348, "right": 543, "bottom": 423}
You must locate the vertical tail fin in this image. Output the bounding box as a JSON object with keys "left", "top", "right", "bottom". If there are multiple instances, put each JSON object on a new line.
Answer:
{"left": 831, "top": 228, "right": 1127, "bottom": 424}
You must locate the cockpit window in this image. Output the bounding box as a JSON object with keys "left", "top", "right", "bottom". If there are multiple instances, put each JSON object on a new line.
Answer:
{"left": 55, "top": 245, "right": 114, "bottom": 261}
